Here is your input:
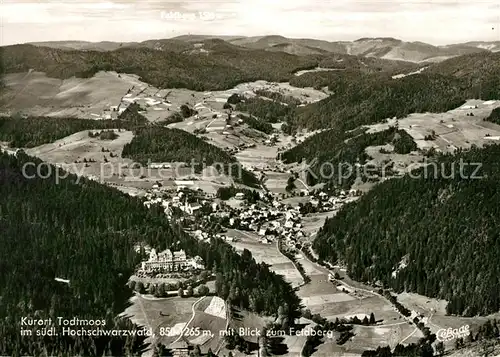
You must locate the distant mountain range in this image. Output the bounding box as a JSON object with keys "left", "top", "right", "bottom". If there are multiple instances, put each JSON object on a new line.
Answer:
{"left": 28, "top": 35, "right": 500, "bottom": 63}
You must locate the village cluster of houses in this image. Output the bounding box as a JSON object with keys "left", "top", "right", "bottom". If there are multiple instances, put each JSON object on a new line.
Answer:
{"left": 213, "top": 190, "right": 360, "bottom": 246}
{"left": 143, "top": 191, "right": 207, "bottom": 216}
{"left": 142, "top": 179, "right": 219, "bottom": 216}
{"left": 139, "top": 172, "right": 361, "bottom": 253}
{"left": 298, "top": 189, "right": 360, "bottom": 212}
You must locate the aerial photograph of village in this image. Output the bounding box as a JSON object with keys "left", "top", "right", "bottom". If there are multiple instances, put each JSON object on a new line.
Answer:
{"left": 1, "top": 0, "right": 500, "bottom": 356}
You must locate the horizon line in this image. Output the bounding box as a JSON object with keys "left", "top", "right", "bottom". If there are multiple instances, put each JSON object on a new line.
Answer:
{"left": 3, "top": 34, "right": 500, "bottom": 48}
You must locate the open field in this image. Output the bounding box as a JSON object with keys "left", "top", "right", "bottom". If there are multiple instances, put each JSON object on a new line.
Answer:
{"left": 203, "top": 130, "right": 262, "bottom": 150}
{"left": 297, "top": 267, "right": 340, "bottom": 301}
{"left": 1, "top": 70, "right": 328, "bottom": 121}
{"left": 294, "top": 68, "right": 344, "bottom": 77}
{"left": 301, "top": 212, "right": 338, "bottom": 237}
{"left": 226, "top": 230, "right": 289, "bottom": 265}
{"left": 298, "top": 284, "right": 397, "bottom": 323}
{"left": 124, "top": 295, "right": 227, "bottom": 354}
{"left": 366, "top": 99, "right": 500, "bottom": 154}
{"left": 294, "top": 252, "right": 410, "bottom": 356}
{"left": 347, "top": 323, "right": 421, "bottom": 351}
{"left": 235, "top": 145, "right": 278, "bottom": 169}
{"left": 281, "top": 195, "right": 311, "bottom": 206}
{"left": 397, "top": 291, "right": 500, "bottom": 349}
{"left": 313, "top": 322, "right": 422, "bottom": 357}
{"left": 264, "top": 171, "right": 291, "bottom": 194}
{"left": 180, "top": 124, "right": 268, "bottom": 152}
{"left": 24, "top": 129, "right": 134, "bottom": 165}
{"left": 122, "top": 294, "right": 199, "bottom": 349}
{"left": 235, "top": 142, "right": 286, "bottom": 169}
{"left": 0, "top": 71, "right": 140, "bottom": 118}
{"left": 199, "top": 295, "right": 227, "bottom": 319}
{"left": 296, "top": 255, "right": 405, "bottom": 334}
{"left": 354, "top": 99, "right": 500, "bottom": 186}
{"left": 296, "top": 255, "right": 325, "bottom": 277}
{"left": 226, "top": 229, "right": 304, "bottom": 288}
{"left": 364, "top": 145, "right": 425, "bottom": 176}
{"left": 22, "top": 129, "right": 230, "bottom": 195}
{"left": 184, "top": 296, "right": 228, "bottom": 353}
{"left": 219, "top": 80, "right": 329, "bottom": 104}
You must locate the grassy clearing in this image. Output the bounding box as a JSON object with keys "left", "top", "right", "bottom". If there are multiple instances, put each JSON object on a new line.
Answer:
{"left": 22, "top": 129, "right": 228, "bottom": 194}
{"left": 1, "top": 71, "right": 139, "bottom": 118}
{"left": 366, "top": 99, "right": 500, "bottom": 154}
{"left": 185, "top": 310, "right": 227, "bottom": 353}
{"left": 227, "top": 232, "right": 303, "bottom": 287}
{"left": 122, "top": 295, "right": 198, "bottom": 346}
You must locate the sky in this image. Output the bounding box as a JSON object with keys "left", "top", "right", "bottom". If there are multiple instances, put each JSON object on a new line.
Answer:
{"left": 1, "top": 0, "right": 499, "bottom": 46}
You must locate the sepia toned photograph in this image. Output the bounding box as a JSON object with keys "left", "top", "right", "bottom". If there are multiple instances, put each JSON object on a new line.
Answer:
{"left": 1, "top": 1, "right": 500, "bottom": 356}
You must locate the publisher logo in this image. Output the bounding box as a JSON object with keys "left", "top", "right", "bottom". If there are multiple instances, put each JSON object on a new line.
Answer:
{"left": 436, "top": 325, "right": 470, "bottom": 342}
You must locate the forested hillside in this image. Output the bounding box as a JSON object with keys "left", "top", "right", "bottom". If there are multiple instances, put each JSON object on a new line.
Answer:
{"left": 0, "top": 116, "right": 128, "bottom": 148}
{"left": 0, "top": 40, "right": 425, "bottom": 92}
{"left": 0, "top": 42, "right": 315, "bottom": 91}
{"left": 313, "top": 144, "right": 500, "bottom": 316}
{"left": 0, "top": 150, "right": 300, "bottom": 356}
{"left": 282, "top": 126, "right": 416, "bottom": 188}
{"left": 237, "top": 114, "right": 273, "bottom": 134}
{"left": 0, "top": 104, "right": 150, "bottom": 148}
{"left": 236, "top": 97, "right": 295, "bottom": 123}
{"left": 281, "top": 52, "right": 500, "bottom": 167}
{"left": 290, "top": 71, "right": 466, "bottom": 130}
{"left": 121, "top": 126, "right": 259, "bottom": 187}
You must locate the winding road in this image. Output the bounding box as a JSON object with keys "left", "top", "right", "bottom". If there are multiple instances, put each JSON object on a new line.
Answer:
{"left": 172, "top": 296, "right": 205, "bottom": 343}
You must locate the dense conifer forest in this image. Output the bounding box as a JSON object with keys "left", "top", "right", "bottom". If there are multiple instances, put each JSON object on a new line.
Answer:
{"left": 313, "top": 144, "right": 500, "bottom": 316}
{"left": 485, "top": 107, "right": 500, "bottom": 125}
{"left": 0, "top": 42, "right": 316, "bottom": 91}
{"left": 0, "top": 150, "right": 300, "bottom": 356}
{"left": 117, "top": 102, "right": 149, "bottom": 125}
{"left": 235, "top": 97, "right": 295, "bottom": 123}
{"left": 281, "top": 51, "right": 500, "bottom": 164}
{"left": 282, "top": 126, "right": 416, "bottom": 188}
{"left": 289, "top": 72, "right": 467, "bottom": 131}
{"left": 0, "top": 116, "right": 128, "bottom": 148}
{"left": 237, "top": 114, "right": 273, "bottom": 134}
{"left": 0, "top": 41, "right": 421, "bottom": 93}
{"left": 121, "top": 127, "right": 259, "bottom": 186}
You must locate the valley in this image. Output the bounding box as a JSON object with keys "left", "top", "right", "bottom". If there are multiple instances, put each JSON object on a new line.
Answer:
{"left": 2, "top": 33, "right": 500, "bottom": 357}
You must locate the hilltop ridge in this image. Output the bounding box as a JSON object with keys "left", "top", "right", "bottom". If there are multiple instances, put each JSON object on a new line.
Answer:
{"left": 25, "top": 35, "right": 500, "bottom": 63}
